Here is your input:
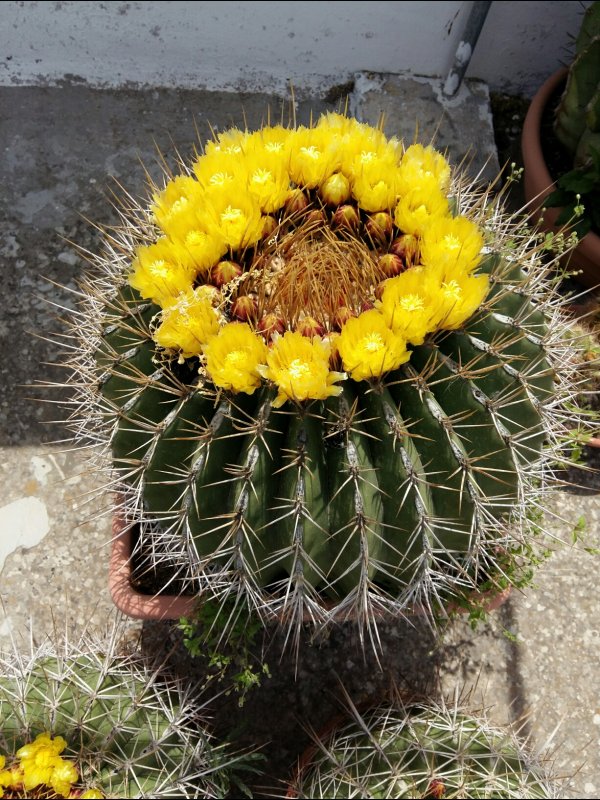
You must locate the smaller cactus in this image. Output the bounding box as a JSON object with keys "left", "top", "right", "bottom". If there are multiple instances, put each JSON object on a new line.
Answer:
{"left": 289, "top": 698, "right": 559, "bottom": 799}
{"left": 0, "top": 623, "right": 251, "bottom": 799}
{"left": 554, "top": 1, "right": 600, "bottom": 166}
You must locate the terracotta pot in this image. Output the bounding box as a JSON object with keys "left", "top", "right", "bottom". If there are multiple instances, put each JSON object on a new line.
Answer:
{"left": 109, "top": 513, "right": 510, "bottom": 621}
{"left": 109, "top": 513, "right": 197, "bottom": 620}
{"left": 521, "top": 67, "right": 600, "bottom": 289}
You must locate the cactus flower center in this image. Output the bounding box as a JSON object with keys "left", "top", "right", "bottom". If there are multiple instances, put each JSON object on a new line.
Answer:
{"left": 362, "top": 332, "right": 385, "bottom": 353}
{"left": 399, "top": 294, "right": 425, "bottom": 313}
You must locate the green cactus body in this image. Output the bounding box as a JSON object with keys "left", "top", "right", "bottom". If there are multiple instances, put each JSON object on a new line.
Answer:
{"left": 290, "top": 702, "right": 558, "bottom": 799}
{"left": 96, "top": 254, "right": 551, "bottom": 613}
{"left": 0, "top": 637, "right": 240, "bottom": 798}
{"left": 554, "top": 3, "right": 600, "bottom": 164}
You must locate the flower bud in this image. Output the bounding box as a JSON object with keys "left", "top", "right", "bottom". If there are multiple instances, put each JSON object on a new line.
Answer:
{"left": 296, "top": 316, "right": 326, "bottom": 337}
{"left": 284, "top": 188, "right": 309, "bottom": 216}
{"left": 334, "top": 305, "right": 355, "bottom": 328}
{"left": 378, "top": 253, "right": 404, "bottom": 278}
{"left": 320, "top": 173, "right": 351, "bottom": 206}
{"left": 332, "top": 204, "right": 360, "bottom": 232}
{"left": 260, "top": 215, "right": 278, "bottom": 239}
{"left": 231, "top": 295, "right": 258, "bottom": 322}
{"left": 211, "top": 260, "right": 242, "bottom": 288}
{"left": 304, "top": 208, "right": 327, "bottom": 227}
{"left": 390, "top": 233, "right": 419, "bottom": 265}
{"left": 365, "top": 211, "right": 393, "bottom": 243}
{"left": 257, "top": 313, "right": 286, "bottom": 339}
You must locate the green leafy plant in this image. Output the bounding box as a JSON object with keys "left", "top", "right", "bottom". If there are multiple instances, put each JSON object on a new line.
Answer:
{"left": 179, "top": 599, "right": 270, "bottom": 707}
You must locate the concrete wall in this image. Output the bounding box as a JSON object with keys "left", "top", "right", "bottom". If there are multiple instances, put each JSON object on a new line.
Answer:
{"left": 0, "top": 1, "right": 591, "bottom": 97}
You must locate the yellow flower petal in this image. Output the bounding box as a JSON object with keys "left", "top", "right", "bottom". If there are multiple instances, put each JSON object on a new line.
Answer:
{"left": 129, "top": 239, "right": 196, "bottom": 307}
{"left": 262, "top": 332, "right": 345, "bottom": 407}
{"left": 154, "top": 287, "right": 221, "bottom": 358}
{"left": 379, "top": 268, "right": 442, "bottom": 345}
{"left": 337, "top": 309, "right": 410, "bottom": 381}
{"left": 420, "top": 215, "right": 484, "bottom": 278}
{"left": 204, "top": 322, "right": 267, "bottom": 394}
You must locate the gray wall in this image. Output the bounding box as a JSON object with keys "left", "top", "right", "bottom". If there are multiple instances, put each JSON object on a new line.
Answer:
{"left": 0, "top": 1, "right": 591, "bottom": 97}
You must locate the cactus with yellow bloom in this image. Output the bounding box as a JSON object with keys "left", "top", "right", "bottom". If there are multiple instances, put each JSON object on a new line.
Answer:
{"left": 0, "top": 628, "right": 245, "bottom": 798}
{"left": 67, "top": 110, "right": 590, "bottom": 637}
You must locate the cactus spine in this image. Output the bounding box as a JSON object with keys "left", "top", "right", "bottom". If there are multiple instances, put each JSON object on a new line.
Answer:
{"left": 289, "top": 699, "right": 559, "bottom": 799}
{"left": 0, "top": 627, "right": 243, "bottom": 798}
{"left": 65, "top": 112, "right": 591, "bottom": 636}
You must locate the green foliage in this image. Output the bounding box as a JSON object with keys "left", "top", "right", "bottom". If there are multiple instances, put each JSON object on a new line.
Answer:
{"left": 551, "top": 2, "right": 600, "bottom": 236}
{"left": 543, "top": 146, "right": 600, "bottom": 239}
{"left": 179, "top": 600, "right": 270, "bottom": 707}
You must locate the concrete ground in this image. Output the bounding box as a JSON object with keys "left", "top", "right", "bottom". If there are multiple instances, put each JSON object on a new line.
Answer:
{"left": 0, "top": 75, "right": 598, "bottom": 797}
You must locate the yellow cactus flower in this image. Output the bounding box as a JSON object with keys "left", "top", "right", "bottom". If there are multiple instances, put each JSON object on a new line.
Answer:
{"left": 246, "top": 160, "right": 291, "bottom": 214}
{"left": 394, "top": 176, "right": 450, "bottom": 236}
{"left": 398, "top": 143, "right": 451, "bottom": 193}
{"left": 204, "top": 188, "right": 264, "bottom": 250}
{"left": 151, "top": 175, "right": 203, "bottom": 233}
{"left": 336, "top": 310, "right": 411, "bottom": 381}
{"left": 206, "top": 126, "right": 249, "bottom": 155}
{"left": 420, "top": 215, "right": 484, "bottom": 278}
{"left": 174, "top": 228, "right": 227, "bottom": 276}
{"left": 260, "top": 331, "right": 346, "bottom": 407}
{"left": 193, "top": 147, "right": 246, "bottom": 191}
{"left": 80, "top": 789, "right": 105, "bottom": 799}
{"left": 204, "top": 322, "right": 267, "bottom": 394}
{"left": 428, "top": 270, "right": 490, "bottom": 330}
{"left": 379, "top": 268, "right": 442, "bottom": 345}
{"left": 288, "top": 126, "right": 338, "bottom": 188}
{"left": 50, "top": 758, "right": 79, "bottom": 797}
{"left": 154, "top": 287, "right": 221, "bottom": 358}
{"left": 129, "top": 238, "right": 196, "bottom": 307}
{"left": 351, "top": 164, "right": 400, "bottom": 213}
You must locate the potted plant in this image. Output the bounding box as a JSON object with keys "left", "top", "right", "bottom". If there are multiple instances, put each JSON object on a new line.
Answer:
{"left": 522, "top": 1, "right": 600, "bottom": 288}
{"left": 0, "top": 623, "right": 256, "bottom": 799}
{"left": 66, "top": 110, "right": 594, "bottom": 641}
{"left": 287, "top": 695, "right": 559, "bottom": 798}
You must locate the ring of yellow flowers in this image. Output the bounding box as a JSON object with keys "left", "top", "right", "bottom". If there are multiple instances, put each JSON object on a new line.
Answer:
{"left": 129, "top": 113, "right": 489, "bottom": 407}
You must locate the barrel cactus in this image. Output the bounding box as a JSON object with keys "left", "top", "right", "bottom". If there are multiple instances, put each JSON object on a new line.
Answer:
{"left": 68, "top": 110, "right": 588, "bottom": 636}
{"left": 288, "top": 699, "right": 559, "bottom": 798}
{"left": 0, "top": 627, "right": 244, "bottom": 798}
